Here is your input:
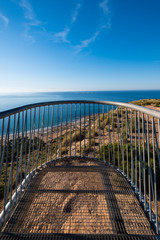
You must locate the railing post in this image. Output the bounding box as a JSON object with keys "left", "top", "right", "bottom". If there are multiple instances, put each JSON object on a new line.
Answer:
{"left": 10, "top": 114, "right": 16, "bottom": 206}
{"left": 117, "top": 107, "right": 120, "bottom": 169}
{"left": 50, "top": 105, "right": 54, "bottom": 161}
{"left": 147, "top": 115, "right": 151, "bottom": 221}
{"left": 121, "top": 108, "right": 124, "bottom": 174}
{"left": 135, "top": 111, "right": 137, "bottom": 193}
{"left": 131, "top": 109, "right": 134, "bottom": 184}
{"left": 142, "top": 113, "right": 146, "bottom": 212}
{"left": 65, "top": 104, "right": 68, "bottom": 156}
{"left": 16, "top": 113, "right": 20, "bottom": 200}
{"left": 112, "top": 106, "right": 115, "bottom": 166}
{"left": 56, "top": 105, "right": 59, "bottom": 160}
{"left": 36, "top": 107, "right": 40, "bottom": 169}
{"left": 152, "top": 117, "right": 158, "bottom": 233}
{"left": 70, "top": 104, "right": 72, "bottom": 157}
{"left": 3, "top": 116, "right": 10, "bottom": 223}
{"left": 138, "top": 111, "right": 142, "bottom": 201}
{"left": 103, "top": 105, "right": 105, "bottom": 162}
{"left": 41, "top": 107, "right": 45, "bottom": 166}
{"left": 45, "top": 106, "right": 49, "bottom": 163}
{"left": 93, "top": 104, "right": 95, "bottom": 159}
{"left": 126, "top": 108, "right": 129, "bottom": 179}
{"left": 84, "top": 103, "right": 85, "bottom": 157}
{"left": 108, "top": 105, "right": 111, "bottom": 164}
{"left": 89, "top": 104, "right": 91, "bottom": 158}
{"left": 75, "top": 104, "right": 77, "bottom": 157}
{"left": 80, "top": 103, "right": 81, "bottom": 157}
{"left": 98, "top": 104, "right": 101, "bottom": 161}
{"left": 60, "top": 104, "right": 63, "bottom": 159}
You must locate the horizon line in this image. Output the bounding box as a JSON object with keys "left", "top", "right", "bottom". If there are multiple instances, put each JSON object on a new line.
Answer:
{"left": 1, "top": 89, "right": 160, "bottom": 94}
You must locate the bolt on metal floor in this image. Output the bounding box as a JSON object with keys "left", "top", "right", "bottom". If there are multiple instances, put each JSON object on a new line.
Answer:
{"left": 0, "top": 158, "right": 157, "bottom": 240}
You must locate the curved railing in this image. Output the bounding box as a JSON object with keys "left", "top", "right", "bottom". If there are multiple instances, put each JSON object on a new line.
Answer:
{"left": 0, "top": 100, "right": 160, "bottom": 234}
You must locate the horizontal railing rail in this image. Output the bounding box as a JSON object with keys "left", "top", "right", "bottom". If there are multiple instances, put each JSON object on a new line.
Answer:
{"left": 0, "top": 100, "right": 160, "bottom": 235}
{"left": 1, "top": 100, "right": 160, "bottom": 118}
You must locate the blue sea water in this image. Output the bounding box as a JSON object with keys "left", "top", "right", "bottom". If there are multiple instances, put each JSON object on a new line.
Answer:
{"left": 0, "top": 90, "right": 160, "bottom": 112}
{"left": 0, "top": 90, "right": 160, "bottom": 134}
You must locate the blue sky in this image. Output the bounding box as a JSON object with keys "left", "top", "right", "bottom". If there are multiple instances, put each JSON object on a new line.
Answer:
{"left": 0, "top": 0, "right": 160, "bottom": 92}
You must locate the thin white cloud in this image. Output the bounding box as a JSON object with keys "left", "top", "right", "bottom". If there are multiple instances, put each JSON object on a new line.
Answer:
{"left": 72, "top": 3, "right": 81, "bottom": 23}
{"left": 54, "top": 27, "right": 70, "bottom": 43}
{"left": 73, "top": 1, "right": 111, "bottom": 54}
{"left": 0, "top": 14, "right": 9, "bottom": 27}
{"left": 54, "top": 2, "right": 81, "bottom": 43}
{"left": 99, "top": 0, "right": 111, "bottom": 29}
{"left": 74, "top": 26, "right": 106, "bottom": 54}
{"left": 99, "top": 0, "right": 110, "bottom": 15}
{"left": 18, "top": 0, "right": 43, "bottom": 40}
{"left": 19, "top": 0, "right": 34, "bottom": 20}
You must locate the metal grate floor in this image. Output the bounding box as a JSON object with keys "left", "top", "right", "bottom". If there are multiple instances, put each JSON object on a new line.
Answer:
{"left": 0, "top": 158, "right": 157, "bottom": 240}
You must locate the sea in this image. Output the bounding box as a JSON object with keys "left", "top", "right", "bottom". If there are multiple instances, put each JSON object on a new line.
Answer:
{"left": 0, "top": 90, "right": 160, "bottom": 112}
{"left": 0, "top": 90, "right": 160, "bottom": 134}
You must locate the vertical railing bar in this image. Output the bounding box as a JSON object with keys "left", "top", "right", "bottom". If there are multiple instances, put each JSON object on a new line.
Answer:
{"left": 80, "top": 104, "right": 81, "bottom": 157}
{"left": 142, "top": 113, "right": 146, "bottom": 211}
{"left": 153, "top": 120, "right": 160, "bottom": 168}
{"left": 36, "top": 107, "right": 40, "bottom": 169}
{"left": 103, "top": 105, "right": 105, "bottom": 162}
{"left": 3, "top": 116, "right": 10, "bottom": 222}
{"left": 117, "top": 107, "right": 124, "bottom": 171}
{"left": 70, "top": 104, "right": 72, "bottom": 157}
{"left": 108, "top": 105, "right": 111, "bottom": 164}
{"left": 144, "top": 116, "right": 156, "bottom": 206}
{"left": 89, "top": 104, "right": 91, "bottom": 157}
{"left": 65, "top": 104, "right": 68, "bottom": 156}
{"left": 159, "top": 118, "right": 160, "bottom": 150}
{"left": 112, "top": 106, "right": 115, "bottom": 166}
{"left": 126, "top": 108, "right": 129, "bottom": 179}
{"left": 32, "top": 108, "right": 36, "bottom": 171}
{"left": 152, "top": 117, "right": 158, "bottom": 233}
{"left": 147, "top": 115, "right": 151, "bottom": 220}
{"left": 98, "top": 104, "right": 101, "bottom": 161}
{"left": 0, "top": 118, "right": 4, "bottom": 164}
{"left": 56, "top": 105, "right": 59, "bottom": 160}
{"left": 138, "top": 111, "right": 142, "bottom": 201}
{"left": 45, "top": 106, "right": 49, "bottom": 163}
{"left": 50, "top": 105, "right": 54, "bottom": 161}
{"left": 117, "top": 107, "right": 120, "bottom": 169}
{"left": 135, "top": 111, "right": 137, "bottom": 193}
{"left": 121, "top": 108, "right": 124, "bottom": 174}
{"left": 75, "top": 104, "right": 77, "bottom": 157}
{"left": 26, "top": 109, "right": 33, "bottom": 178}
{"left": 127, "top": 109, "right": 132, "bottom": 180}
{"left": 60, "top": 104, "right": 63, "bottom": 159}
{"left": 131, "top": 109, "right": 134, "bottom": 184}
{"left": 10, "top": 114, "right": 16, "bottom": 205}
{"left": 24, "top": 111, "right": 27, "bottom": 180}
{"left": 26, "top": 108, "right": 32, "bottom": 176}
{"left": 84, "top": 104, "right": 85, "bottom": 156}
{"left": 93, "top": 104, "right": 95, "bottom": 159}
{"left": 41, "top": 107, "right": 45, "bottom": 166}
{"left": 15, "top": 113, "right": 20, "bottom": 200}
{"left": 20, "top": 111, "right": 24, "bottom": 192}
{"left": 6, "top": 117, "right": 15, "bottom": 210}
{"left": 0, "top": 118, "right": 9, "bottom": 177}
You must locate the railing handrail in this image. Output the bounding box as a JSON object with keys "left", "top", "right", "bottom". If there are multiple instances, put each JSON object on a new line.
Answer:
{"left": 0, "top": 100, "right": 160, "bottom": 119}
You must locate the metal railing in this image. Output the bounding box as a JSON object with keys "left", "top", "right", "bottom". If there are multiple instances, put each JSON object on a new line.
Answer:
{"left": 0, "top": 100, "right": 160, "bottom": 234}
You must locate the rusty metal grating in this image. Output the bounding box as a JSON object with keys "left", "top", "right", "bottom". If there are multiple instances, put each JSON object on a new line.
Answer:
{"left": 0, "top": 158, "right": 157, "bottom": 240}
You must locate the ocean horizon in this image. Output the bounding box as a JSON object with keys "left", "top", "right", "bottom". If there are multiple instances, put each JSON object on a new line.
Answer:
{"left": 1, "top": 90, "right": 160, "bottom": 112}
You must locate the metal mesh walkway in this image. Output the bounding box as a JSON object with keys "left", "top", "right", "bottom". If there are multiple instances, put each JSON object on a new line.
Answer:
{"left": 0, "top": 158, "right": 156, "bottom": 240}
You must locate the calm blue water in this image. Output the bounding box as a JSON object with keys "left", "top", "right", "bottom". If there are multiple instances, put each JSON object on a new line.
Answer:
{"left": 0, "top": 90, "right": 160, "bottom": 134}
{"left": 0, "top": 90, "right": 160, "bottom": 112}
